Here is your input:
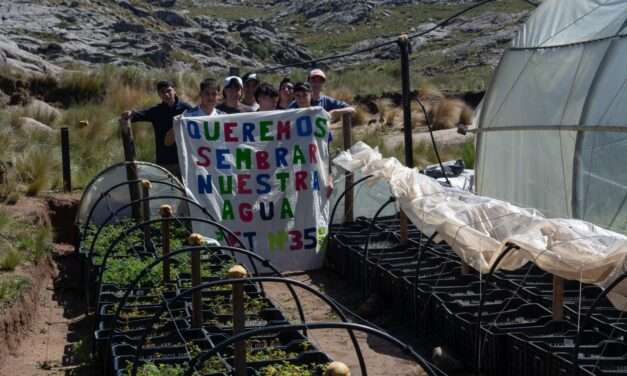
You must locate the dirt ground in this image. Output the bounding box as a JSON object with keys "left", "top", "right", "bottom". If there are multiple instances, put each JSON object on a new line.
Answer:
{"left": 262, "top": 270, "right": 429, "bottom": 376}
{"left": 0, "top": 255, "right": 431, "bottom": 376}
{"left": 0, "top": 244, "right": 95, "bottom": 376}
{"left": 0, "top": 195, "right": 433, "bottom": 375}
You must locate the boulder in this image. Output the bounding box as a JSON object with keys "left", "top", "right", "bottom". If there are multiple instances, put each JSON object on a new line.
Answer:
{"left": 16, "top": 117, "right": 56, "bottom": 135}
{"left": 117, "top": 1, "right": 151, "bottom": 18}
{"left": 148, "top": 0, "right": 176, "bottom": 7}
{"left": 0, "top": 35, "right": 61, "bottom": 75}
{"left": 0, "top": 89, "right": 9, "bottom": 107}
{"left": 154, "top": 10, "right": 192, "bottom": 27}
{"left": 25, "top": 99, "right": 61, "bottom": 123}
{"left": 112, "top": 21, "right": 146, "bottom": 33}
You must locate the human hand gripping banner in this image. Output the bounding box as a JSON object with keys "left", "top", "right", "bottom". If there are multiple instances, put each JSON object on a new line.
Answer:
{"left": 174, "top": 107, "right": 331, "bottom": 272}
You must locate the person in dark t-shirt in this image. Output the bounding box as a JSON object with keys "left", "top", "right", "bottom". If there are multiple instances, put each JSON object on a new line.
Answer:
{"left": 119, "top": 80, "right": 191, "bottom": 177}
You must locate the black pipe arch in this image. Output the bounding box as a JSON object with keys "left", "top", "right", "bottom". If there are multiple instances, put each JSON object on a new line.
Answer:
{"left": 86, "top": 195, "right": 219, "bottom": 260}
{"left": 105, "top": 246, "right": 307, "bottom": 361}
{"left": 183, "top": 322, "right": 440, "bottom": 376}
{"left": 129, "top": 277, "right": 368, "bottom": 376}
{"left": 80, "top": 179, "right": 188, "bottom": 238}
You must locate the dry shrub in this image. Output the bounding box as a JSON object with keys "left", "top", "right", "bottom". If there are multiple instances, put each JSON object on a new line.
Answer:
{"left": 327, "top": 87, "right": 354, "bottom": 103}
{"left": 104, "top": 81, "right": 154, "bottom": 114}
{"left": 431, "top": 98, "right": 474, "bottom": 131}
{"left": 384, "top": 108, "right": 398, "bottom": 127}
{"left": 351, "top": 106, "right": 368, "bottom": 126}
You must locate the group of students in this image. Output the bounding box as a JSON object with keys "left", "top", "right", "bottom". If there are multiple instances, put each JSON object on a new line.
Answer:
{"left": 120, "top": 69, "right": 354, "bottom": 177}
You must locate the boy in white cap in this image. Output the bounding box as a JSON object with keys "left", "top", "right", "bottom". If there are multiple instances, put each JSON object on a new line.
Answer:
{"left": 308, "top": 68, "right": 355, "bottom": 118}
{"left": 217, "top": 76, "right": 244, "bottom": 114}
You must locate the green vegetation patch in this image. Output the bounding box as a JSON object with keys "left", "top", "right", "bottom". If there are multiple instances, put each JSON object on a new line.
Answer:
{"left": 0, "top": 276, "right": 32, "bottom": 310}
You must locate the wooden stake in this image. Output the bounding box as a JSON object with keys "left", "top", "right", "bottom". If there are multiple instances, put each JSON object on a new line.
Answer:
{"left": 229, "top": 265, "right": 248, "bottom": 376}
{"left": 160, "top": 205, "right": 172, "bottom": 283}
{"left": 342, "top": 113, "right": 354, "bottom": 223}
{"left": 120, "top": 118, "right": 141, "bottom": 220}
{"left": 399, "top": 211, "right": 409, "bottom": 243}
{"left": 141, "top": 180, "right": 152, "bottom": 248}
{"left": 188, "top": 233, "right": 204, "bottom": 328}
{"left": 552, "top": 275, "right": 564, "bottom": 320}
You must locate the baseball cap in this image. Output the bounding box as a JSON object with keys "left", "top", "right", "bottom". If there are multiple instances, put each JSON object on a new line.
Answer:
{"left": 223, "top": 76, "right": 243, "bottom": 88}
{"left": 293, "top": 82, "right": 312, "bottom": 92}
{"left": 308, "top": 69, "right": 326, "bottom": 81}
{"left": 243, "top": 72, "right": 259, "bottom": 83}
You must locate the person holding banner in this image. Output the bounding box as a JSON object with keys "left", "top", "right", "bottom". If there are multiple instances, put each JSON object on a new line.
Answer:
{"left": 308, "top": 69, "right": 355, "bottom": 119}
{"left": 119, "top": 80, "right": 192, "bottom": 177}
{"left": 240, "top": 72, "right": 260, "bottom": 112}
{"left": 276, "top": 77, "right": 294, "bottom": 110}
{"left": 163, "top": 78, "right": 224, "bottom": 148}
{"left": 183, "top": 78, "right": 225, "bottom": 117}
{"left": 216, "top": 76, "right": 244, "bottom": 114}
{"left": 291, "top": 82, "right": 313, "bottom": 109}
{"left": 255, "top": 82, "right": 279, "bottom": 111}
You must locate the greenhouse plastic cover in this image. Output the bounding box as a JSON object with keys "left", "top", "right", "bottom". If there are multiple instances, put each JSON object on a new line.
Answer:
{"left": 335, "top": 142, "right": 627, "bottom": 310}
{"left": 476, "top": 0, "right": 627, "bottom": 235}
{"left": 76, "top": 162, "right": 188, "bottom": 226}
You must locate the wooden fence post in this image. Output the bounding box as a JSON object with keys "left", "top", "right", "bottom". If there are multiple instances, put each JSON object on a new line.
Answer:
{"left": 120, "top": 118, "right": 141, "bottom": 221}
{"left": 160, "top": 205, "right": 172, "bottom": 283}
{"left": 188, "top": 233, "right": 204, "bottom": 328}
{"left": 229, "top": 265, "right": 248, "bottom": 376}
{"left": 60, "top": 127, "right": 71, "bottom": 192}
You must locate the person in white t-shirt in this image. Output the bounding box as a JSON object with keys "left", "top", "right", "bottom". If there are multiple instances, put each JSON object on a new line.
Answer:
{"left": 165, "top": 78, "right": 224, "bottom": 146}
{"left": 240, "top": 72, "right": 260, "bottom": 112}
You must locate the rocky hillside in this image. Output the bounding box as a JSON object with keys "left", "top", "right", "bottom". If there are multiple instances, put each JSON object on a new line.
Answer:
{"left": 1, "top": 0, "right": 533, "bottom": 84}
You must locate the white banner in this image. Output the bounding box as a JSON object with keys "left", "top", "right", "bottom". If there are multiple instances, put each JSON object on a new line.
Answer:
{"left": 175, "top": 107, "right": 331, "bottom": 271}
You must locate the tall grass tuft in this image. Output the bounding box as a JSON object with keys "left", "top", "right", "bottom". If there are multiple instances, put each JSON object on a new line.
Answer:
{"left": 0, "top": 248, "right": 22, "bottom": 271}
{"left": 15, "top": 148, "right": 56, "bottom": 196}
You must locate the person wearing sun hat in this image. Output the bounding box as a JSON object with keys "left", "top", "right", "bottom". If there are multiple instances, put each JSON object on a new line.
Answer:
{"left": 216, "top": 75, "right": 244, "bottom": 114}
{"left": 307, "top": 68, "right": 355, "bottom": 118}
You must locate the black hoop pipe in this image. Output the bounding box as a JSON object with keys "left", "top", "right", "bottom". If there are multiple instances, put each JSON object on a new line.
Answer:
{"left": 130, "top": 277, "right": 368, "bottom": 376}
{"left": 87, "top": 195, "right": 219, "bottom": 260}
{"left": 572, "top": 271, "right": 627, "bottom": 375}
{"left": 475, "top": 243, "right": 519, "bottom": 376}
{"left": 105, "top": 246, "right": 306, "bottom": 360}
{"left": 329, "top": 174, "right": 373, "bottom": 227}
{"left": 183, "top": 322, "right": 439, "bottom": 376}
{"left": 80, "top": 179, "right": 188, "bottom": 238}
{"left": 94, "top": 217, "right": 252, "bottom": 303}
{"left": 362, "top": 197, "right": 397, "bottom": 298}
{"left": 412, "top": 231, "right": 438, "bottom": 334}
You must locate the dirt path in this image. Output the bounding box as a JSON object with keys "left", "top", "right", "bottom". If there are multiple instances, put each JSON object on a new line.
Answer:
{"left": 0, "top": 245, "right": 95, "bottom": 376}
{"left": 263, "top": 270, "right": 428, "bottom": 376}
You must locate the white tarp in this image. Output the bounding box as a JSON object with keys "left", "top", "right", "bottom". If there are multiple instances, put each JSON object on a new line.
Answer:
{"left": 335, "top": 142, "right": 627, "bottom": 310}
{"left": 175, "top": 108, "right": 331, "bottom": 272}
{"left": 477, "top": 0, "right": 627, "bottom": 235}
{"left": 76, "top": 162, "right": 185, "bottom": 227}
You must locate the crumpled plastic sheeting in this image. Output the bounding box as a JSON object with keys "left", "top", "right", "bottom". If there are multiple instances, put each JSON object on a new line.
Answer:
{"left": 333, "top": 142, "right": 627, "bottom": 310}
